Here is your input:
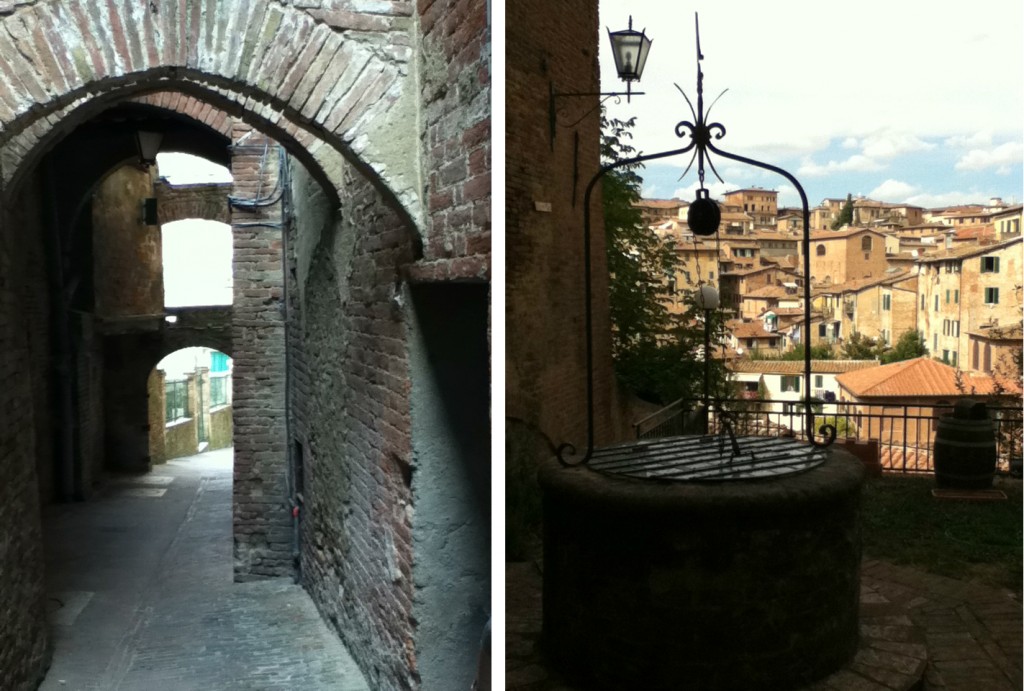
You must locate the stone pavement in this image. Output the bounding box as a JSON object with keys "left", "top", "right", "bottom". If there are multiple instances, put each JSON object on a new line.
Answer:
{"left": 39, "top": 448, "right": 369, "bottom": 690}
{"left": 508, "top": 555, "right": 1022, "bottom": 690}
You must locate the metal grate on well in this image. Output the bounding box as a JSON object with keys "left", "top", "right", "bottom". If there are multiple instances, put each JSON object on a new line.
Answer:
{"left": 589, "top": 434, "right": 826, "bottom": 481}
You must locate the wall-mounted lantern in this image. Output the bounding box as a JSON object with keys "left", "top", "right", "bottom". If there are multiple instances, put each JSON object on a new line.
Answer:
{"left": 135, "top": 130, "right": 163, "bottom": 167}
{"left": 549, "top": 16, "right": 652, "bottom": 150}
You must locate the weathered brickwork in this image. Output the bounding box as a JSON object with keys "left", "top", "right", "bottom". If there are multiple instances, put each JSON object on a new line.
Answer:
{"left": 507, "top": 0, "right": 620, "bottom": 454}
{"left": 230, "top": 123, "right": 292, "bottom": 580}
{"left": 0, "top": 175, "right": 51, "bottom": 691}
{"left": 412, "top": 0, "right": 490, "bottom": 281}
{"left": 132, "top": 91, "right": 235, "bottom": 138}
{"left": 92, "top": 164, "right": 164, "bottom": 318}
{"left": 0, "top": 0, "right": 422, "bottom": 226}
{"left": 288, "top": 156, "right": 420, "bottom": 690}
{"left": 156, "top": 179, "right": 232, "bottom": 226}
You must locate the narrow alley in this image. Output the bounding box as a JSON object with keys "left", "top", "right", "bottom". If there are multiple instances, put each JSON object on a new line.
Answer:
{"left": 39, "top": 448, "right": 368, "bottom": 690}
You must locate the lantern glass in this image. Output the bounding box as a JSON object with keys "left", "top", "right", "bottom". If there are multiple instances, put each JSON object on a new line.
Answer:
{"left": 136, "top": 130, "right": 163, "bottom": 166}
{"left": 608, "top": 22, "right": 651, "bottom": 83}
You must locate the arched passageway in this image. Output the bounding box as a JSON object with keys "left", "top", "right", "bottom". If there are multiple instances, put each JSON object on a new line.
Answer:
{"left": 0, "top": 3, "right": 491, "bottom": 690}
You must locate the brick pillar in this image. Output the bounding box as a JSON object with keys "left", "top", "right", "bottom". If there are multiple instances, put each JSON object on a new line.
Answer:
{"left": 148, "top": 368, "right": 166, "bottom": 464}
{"left": 230, "top": 123, "right": 291, "bottom": 580}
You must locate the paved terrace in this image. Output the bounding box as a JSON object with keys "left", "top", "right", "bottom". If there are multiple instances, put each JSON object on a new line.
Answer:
{"left": 508, "top": 553, "right": 1022, "bottom": 690}
{"left": 39, "top": 448, "right": 368, "bottom": 690}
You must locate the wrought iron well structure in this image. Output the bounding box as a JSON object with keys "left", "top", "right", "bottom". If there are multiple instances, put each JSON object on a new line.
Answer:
{"left": 541, "top": 15, "right": 864, "bottom": 691}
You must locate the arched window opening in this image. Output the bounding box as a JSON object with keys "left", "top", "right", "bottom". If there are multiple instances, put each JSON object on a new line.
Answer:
{"left": 151, "top": 347, "right": 234, "bottom": 462}
{"left": 816, "top": 244, "right": 826, "bottom": 256}
{"left": 861, "top": 236, "right": 873, "bottom": 251}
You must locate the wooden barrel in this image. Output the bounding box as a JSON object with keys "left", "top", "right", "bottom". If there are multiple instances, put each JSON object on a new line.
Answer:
{"left": 933, "top": 414, "right": 997, "bottom": 489}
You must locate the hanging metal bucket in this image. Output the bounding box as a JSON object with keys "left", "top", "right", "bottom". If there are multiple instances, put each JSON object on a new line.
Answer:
{"left": 933, "top": 399, "right": 996, "bottom": 489}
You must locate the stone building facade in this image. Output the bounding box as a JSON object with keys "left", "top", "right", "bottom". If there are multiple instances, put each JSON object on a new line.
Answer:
{"left": 0, "top": 3, "right": 490, "bottom": 690}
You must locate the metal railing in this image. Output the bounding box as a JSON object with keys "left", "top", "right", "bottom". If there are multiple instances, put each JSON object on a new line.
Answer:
{"left": 634, "top": 397, "right": 1023, "bottom": 476}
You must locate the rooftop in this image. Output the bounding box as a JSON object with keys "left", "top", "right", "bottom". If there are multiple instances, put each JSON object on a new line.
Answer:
{"left": 729, "top": 360, "right": 879, "bottom": 375}
{"left": 836, "top": 357, "right": 1022, "bottom": 398}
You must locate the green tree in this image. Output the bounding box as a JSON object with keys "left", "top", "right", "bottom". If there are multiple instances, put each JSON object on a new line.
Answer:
{"left": 831, "top": 193, "right": 854, "bottom": 230}
{"left": 880, "top": 330, "right": 928, "bottom": 364}
{"left": 601, "top": 114, "right": 723, "bottom": 404}
{"left": 841, "top": 330, "right": 884, "bottom": 360}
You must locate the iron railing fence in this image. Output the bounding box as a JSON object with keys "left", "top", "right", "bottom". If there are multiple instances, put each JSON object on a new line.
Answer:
{"left": 634, "top": 397, "right": 1023, "bottom": 476}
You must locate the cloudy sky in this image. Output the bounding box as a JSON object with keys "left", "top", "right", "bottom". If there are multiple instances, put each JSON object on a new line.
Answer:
{"left": 598, "top": 1, "right": 1023, "bottom": 209}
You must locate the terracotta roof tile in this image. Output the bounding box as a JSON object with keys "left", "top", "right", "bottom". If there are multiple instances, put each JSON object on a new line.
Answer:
{"left": 835, "top": 357, "right": 1022, "bottom": 398}
{"left": 728, "top": 360, "right": 879, "bottom": 375}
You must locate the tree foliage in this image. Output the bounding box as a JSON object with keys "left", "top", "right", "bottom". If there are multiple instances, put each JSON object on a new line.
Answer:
{"left": 601, "top": 114, "right": 727, "bottom": 404}
{"left": 831, "top": 193, "right": 854, "bottom": 230}
{"left": 880, "top": 330, "right": 928, "bottom": 364}
{"left": 841, "top": 330, "right": 884, "bottom": 360}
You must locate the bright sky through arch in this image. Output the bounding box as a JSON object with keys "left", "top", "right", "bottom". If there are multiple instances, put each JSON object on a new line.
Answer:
{"left": 598, "top": 1, "right": 1023, "bottom": 209}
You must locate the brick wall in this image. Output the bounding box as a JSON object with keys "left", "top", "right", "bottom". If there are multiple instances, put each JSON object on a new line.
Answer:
{"left": 411, "top": 0, "right": 490, "bottom": 281}
{"left": 155, "top": 179, "right": 232, "bottom": 226}
{"left": 507, "top": 0, "right": 619, "bottom": 455}
{"left": 230, "top": 123, "right": 292, "bottom": 580}
{"left": 288, "top": 155, "right": 419, "bottom": 689}
{"left": 0, "top": 172, "right": 52, "bottom": 691}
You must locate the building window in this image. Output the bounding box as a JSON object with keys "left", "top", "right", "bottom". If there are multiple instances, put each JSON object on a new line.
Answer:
{"left": 861, "top": 236, "right": 872, "bottom": 250}
{"left": 945, "top": 289, "right": 950, "bottom": 304}
{"left": 818, "top": 323, "right": 827, "bottom": 338}
{"left": 934, "top": 334, "right": 938, "bottom": 352}
{"left": 942, "top": 350, "right": 950, "bottom": 364}
{"left": 934, "top": 295, "right": 939, "bottom": 311}
{"left": 781, "top": 375, "right": 801, "bottom": 393}
{"left": 882, "top": 294, "right": 891, "bottom": 311}
{"left": 952, "top": 351, "right": 958, "bottom": 367}
{"left": 816, "top": 244, "right": 826, "bottom": 256}
{"left": 165, "top": 380, "right": 190, "bottom": 423}
{"left": 954, "top": 289, "right": 959, "bottom": 304}
{"left": 210, "top": 373, "right": 231, "bottom": 407}
{"left": 920, "top": 294, "right": 925, "bottom": 309}
{"left": 981, "top": 256, "right": 1000, "bottom": 273}
{"left": 984, "top": 287, "right": 1000, "bottom": 304}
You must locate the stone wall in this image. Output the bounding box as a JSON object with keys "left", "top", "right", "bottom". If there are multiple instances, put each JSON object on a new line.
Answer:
{"left": 209, "top": 404, "right": 233, "bottom": 450}
{"left": 92, "top": 165, "right": 164, "bottom": 318}
{"left": 0, "top": 172, "right": 51, "bottom": 691}
{"left": 156, "top": 179, "right": 232, "bottom": 226}
{"left": 148, "top": 368, "right": 166, "bottom": 464}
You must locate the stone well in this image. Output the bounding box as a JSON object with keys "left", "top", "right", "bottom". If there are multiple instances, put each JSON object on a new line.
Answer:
{"left": 540, "top": 447, "right": 864, "bottom": 690}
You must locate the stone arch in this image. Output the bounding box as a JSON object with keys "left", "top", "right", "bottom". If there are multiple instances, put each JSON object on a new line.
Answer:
{"left": 157, "top": 182, "right": 232, "bottom": 226}
{"left": 0, "top": 0, "right": 421, "bottom": 231}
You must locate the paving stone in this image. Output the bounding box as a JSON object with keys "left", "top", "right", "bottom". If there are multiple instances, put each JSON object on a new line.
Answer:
{"left": 39, "top": 449, "right": 369, "bottom": 690}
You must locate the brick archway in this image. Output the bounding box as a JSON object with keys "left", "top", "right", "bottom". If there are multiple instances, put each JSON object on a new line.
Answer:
{"left": 0, "top": 0, "right": 420, "bottom": 229}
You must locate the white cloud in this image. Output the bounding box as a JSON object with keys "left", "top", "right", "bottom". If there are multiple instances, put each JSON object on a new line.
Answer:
{"left": 860, "top": 132, "right": 934, "bottom": 160}
{"left": 944, "top": 130, "right": 994, "bottom": 148}
{"left": 642, "top": 184, "right": 659, "bottom": 198}
{"left": 672, "top": 179, "right": 733, "bottom": 200}
{"left": 841, "top": 137, "right": 859, "bottom": 149}
{"left": 868, "top": 179, "right": 918, "bottom": 201}
{"left": 798, "top": 155, "right": 884, "bottom": 177}
{"left": 954, "top": 141, "right": 1024, "bottom": 171}
{"left": 903, "top": 191, "right": 989, "bottom": 208}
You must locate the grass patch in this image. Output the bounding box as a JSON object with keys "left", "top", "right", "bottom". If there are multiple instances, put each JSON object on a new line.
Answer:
{"left": 861, "top": 473, "right": 1022, "bottom": 594}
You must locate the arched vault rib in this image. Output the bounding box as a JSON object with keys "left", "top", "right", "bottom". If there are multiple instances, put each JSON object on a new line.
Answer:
{"left": 0, "top": 0, "right": 422, "bottom": 234}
